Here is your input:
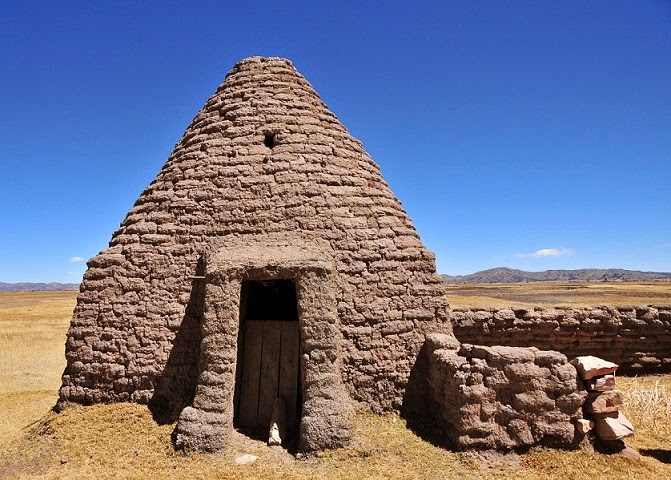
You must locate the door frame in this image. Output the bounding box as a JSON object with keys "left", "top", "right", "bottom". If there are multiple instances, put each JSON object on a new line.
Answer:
{"left": 175, "top": 241, "right": 354, "bottom": 452}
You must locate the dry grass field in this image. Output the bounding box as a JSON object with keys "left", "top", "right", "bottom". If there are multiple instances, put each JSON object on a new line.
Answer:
{"left": 1, "top": 289, "right": 670, "bottom": 479}
{"left": 445, "top": 281, "right": 671, "bottom": 309}
{"left": 0, "top": 292, "right": 75, "bottom": 443}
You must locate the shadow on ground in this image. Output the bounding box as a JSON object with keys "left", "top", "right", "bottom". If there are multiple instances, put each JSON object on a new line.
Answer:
{"left": 640, "top": 449, "right": 671, "bottom": 464}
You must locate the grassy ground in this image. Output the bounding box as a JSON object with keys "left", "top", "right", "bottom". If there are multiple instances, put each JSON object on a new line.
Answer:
{"left": 0, "top": 292, "right": 75, "bottom": 443}
{"left": 445, "top": 281, "right": 671, "bottom": 309}
{"left": 1, "top": 290, "right": 670, "bottom": 479}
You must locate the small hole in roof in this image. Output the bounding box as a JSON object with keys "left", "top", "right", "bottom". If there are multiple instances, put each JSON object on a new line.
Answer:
{"left": 264, "top": 133, "right": 276, "bottom": 149}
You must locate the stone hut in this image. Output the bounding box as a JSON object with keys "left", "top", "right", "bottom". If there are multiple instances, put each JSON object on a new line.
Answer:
{"left": 59, "top": 57, "right": 453, "bottom": 452}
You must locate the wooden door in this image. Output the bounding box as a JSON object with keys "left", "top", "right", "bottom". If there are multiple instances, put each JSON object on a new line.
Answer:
{"left": 236, "top": 320, "right": 300, "bottom": 430}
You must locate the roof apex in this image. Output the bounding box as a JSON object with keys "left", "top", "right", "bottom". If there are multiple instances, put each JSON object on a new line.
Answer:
{"left": 233, "top": 56, "right": 294, "bottom": 69}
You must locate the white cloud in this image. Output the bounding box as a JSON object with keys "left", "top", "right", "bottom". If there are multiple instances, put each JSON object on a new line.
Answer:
{"left": 515, "top": 248, "right": 573, "bottom": 258}
{"left": 656, "top": 243, "right": 671, "bottom": 248}
{"left": 70, "top": 256, "right": 84, "bottom": 263}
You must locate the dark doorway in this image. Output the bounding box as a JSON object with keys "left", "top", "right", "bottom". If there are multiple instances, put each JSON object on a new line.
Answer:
{"left": 240, "top": 279, "right": 298, "bottom": 321}
{"left": 235, "top": 279, "right": 300, "bottom": 434}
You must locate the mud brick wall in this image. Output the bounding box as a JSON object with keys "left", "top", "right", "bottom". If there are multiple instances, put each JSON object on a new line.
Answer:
{"left": 425, "top": 334, "right": 586, "bottom": 450}
{"left": 59, "top": 56, "right": 451, "bottom": 416}
{"left": 451, "top": 305, "right": 671, "bottom": 372}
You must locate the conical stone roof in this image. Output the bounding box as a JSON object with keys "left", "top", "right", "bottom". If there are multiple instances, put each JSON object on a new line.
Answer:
{"left": 59, "top": 57, "right": 451, "bottom": 418}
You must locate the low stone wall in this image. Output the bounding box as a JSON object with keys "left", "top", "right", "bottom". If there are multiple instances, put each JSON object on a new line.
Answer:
{"left": 451, "top": 305, "right": 671, "bottom": 372}
{"left": 425, "top": 334, "right": 586, "bottom": 450}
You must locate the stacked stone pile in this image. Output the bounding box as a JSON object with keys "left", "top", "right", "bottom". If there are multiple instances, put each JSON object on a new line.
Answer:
{"left": 571, "top": 356, "right": 635, "bottom": 443}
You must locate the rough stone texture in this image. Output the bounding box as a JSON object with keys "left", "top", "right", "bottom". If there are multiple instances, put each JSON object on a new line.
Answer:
{"left": 426, "top": 335, "right": 587, "bottom": 450}
{"left": 585, "top": 390, "right": 623, "bottom": 414}
{"left": 58, "top": 57, "right": 451, "bottom": 444}
{"left": 451, "top": 305, "right": 671, "bottom": 372}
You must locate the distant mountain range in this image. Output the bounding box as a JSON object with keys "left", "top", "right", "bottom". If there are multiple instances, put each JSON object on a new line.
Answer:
{"left": 3, "top": 268, "right": 671, "bottom": 290}
{"left": 441, "top": 267, "right": 671, "bottom": 284}
{"left": 0, "top": 282, "right": 79, "bottom": 292}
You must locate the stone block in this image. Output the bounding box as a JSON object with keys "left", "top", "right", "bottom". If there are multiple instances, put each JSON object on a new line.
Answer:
{"left": 234, "top": 454, "right": 258, "bottom": 465}
{"left": 585, "top": 390, "right": 623, "bottom": 414}
{"left": 424, "top": 333, "right": 460, "bottom": 353}
{"left": 585, "top": 374, "right": 615, "bottom": 391}
{"left": 570, "top": 356, "right": 618, "bottom": 380}
{"left": 593, "top": 411, "right": 635, "bottom": 440}
{"left": 575, "top": 418, "right": 594, "bottom": 434}
{"left": 268, "top": 397, "right": 286, "bottom": 446}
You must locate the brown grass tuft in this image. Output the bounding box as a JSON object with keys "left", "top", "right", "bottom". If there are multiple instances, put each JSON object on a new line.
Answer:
{"left": 618, "top": 375, "right": 671, "bottom": 450}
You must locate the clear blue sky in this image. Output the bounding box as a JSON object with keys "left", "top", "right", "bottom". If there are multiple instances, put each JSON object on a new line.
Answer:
{"left": 1, "top": 1, "right": 670, "bottom": 283}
